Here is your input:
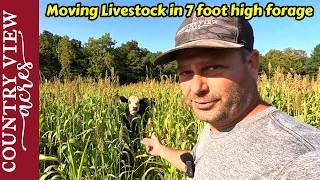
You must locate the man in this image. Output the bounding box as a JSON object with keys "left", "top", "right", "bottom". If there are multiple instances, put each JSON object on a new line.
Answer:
{"left": 141, "top": 14, "right": 320, "bottom": 179}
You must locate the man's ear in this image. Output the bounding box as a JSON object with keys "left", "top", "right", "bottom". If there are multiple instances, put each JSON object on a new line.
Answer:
{"left": 120, "top": 96, "right": 128, "bottom": 103}
{"left": 247, "top": 49, "right": 260, "bottom": 79}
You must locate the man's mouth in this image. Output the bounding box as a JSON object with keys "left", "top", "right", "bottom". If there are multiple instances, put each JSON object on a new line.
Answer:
{"left": 193, "top": 99, "right": 219, "bottom": 110}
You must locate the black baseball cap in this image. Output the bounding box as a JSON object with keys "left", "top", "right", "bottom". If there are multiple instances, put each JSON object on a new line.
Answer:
{"left": 154, "top": 14, "right": 254, "bottom": 65}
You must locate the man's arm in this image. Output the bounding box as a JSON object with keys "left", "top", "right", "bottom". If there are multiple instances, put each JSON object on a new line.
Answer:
{"left": 141, "top": 134, "right": 192, "bottom": 172}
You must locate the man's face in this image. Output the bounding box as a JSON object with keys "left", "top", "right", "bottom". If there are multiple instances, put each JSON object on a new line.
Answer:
{"left": 177, "top": 48, "right": 259, "bottom": 129}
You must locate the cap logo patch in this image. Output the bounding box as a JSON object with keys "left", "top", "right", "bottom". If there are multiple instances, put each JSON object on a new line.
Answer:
{"left": 177, "top": 18, "right": 219, "bottom": 36}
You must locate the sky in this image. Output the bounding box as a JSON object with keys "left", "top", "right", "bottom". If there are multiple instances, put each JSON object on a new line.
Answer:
{"left": 40, "top": 0, "right": 320, "bottom": 56}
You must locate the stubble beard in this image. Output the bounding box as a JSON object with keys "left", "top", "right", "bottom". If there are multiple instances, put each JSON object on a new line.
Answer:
{"left": 193, "top": 83, "right": 253, "bottom": 128}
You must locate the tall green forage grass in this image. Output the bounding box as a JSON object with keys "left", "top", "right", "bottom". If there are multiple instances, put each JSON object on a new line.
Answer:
{"left": 40, "top": 70, "right": 320, "bottom": 179}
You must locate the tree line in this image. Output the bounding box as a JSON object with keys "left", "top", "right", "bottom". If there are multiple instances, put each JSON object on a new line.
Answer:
{"left": 40, "top": 30, "right": 176, "bottom": 84}
{"left": 260, "top": 46, "right": 320, "bottom": 77}
{"left": 40, "top": 30, "right": 320, "bottom": 84}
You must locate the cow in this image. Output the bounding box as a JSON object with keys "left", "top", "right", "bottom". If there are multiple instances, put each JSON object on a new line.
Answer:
{"left": 120, "top": 96, "right": 155, "bottom": 144}
{"left": 119, "top": 95, "right": 155, "bottom": 169}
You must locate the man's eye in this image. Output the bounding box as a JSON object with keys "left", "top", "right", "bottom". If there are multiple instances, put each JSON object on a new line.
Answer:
{"left": 178, "top": 70, "right": 193, "bottom": 76}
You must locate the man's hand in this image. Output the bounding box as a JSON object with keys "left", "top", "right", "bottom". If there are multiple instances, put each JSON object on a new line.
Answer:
{"left": 141, "top": 134, "right": 192, "bottom": 172}
{"left": 141, "top": 134, "right": 163, "bottom": 156}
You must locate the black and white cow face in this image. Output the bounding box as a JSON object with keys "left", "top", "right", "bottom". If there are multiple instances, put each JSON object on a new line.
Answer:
{"left": 120, "top": 96, "right": 142, "bottom": 115}
{"left": 128, "top": 96, "right": 140, "bottom": 115}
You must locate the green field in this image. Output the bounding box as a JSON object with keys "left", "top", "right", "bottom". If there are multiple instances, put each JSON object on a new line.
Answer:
{"left": 39, "top": 70, "right": 320, "bottom": 180}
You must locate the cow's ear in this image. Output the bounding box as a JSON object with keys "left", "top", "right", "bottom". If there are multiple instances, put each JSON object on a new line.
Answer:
{"left": 120, "top": 96, "right": 128, "bottom": 103}
{"left": 140, "top": 98, "right": 148, "bottom": 102}
{"left": 140, "top": 98, "right": 148, "bottom": 104}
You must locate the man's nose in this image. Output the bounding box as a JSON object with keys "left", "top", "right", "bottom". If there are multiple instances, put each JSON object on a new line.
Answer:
{"left": 191, "top": 75, "right": 209, "bottom": 95}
